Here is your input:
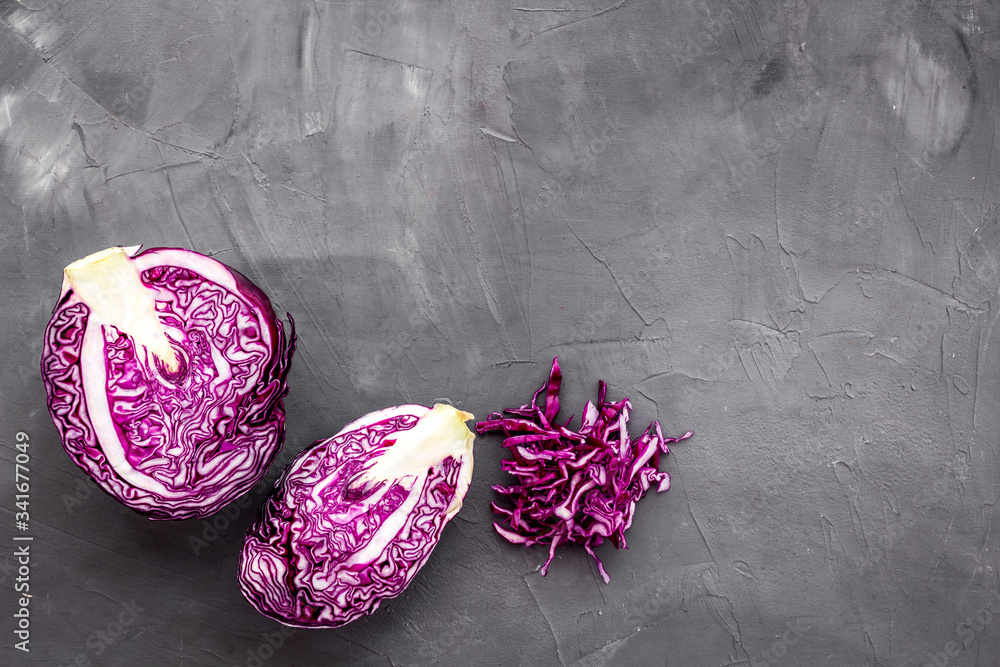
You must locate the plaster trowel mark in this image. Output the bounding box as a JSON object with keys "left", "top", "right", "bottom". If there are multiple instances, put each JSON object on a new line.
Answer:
{"left": 567, "top": 223, "right": 654, "bottom": 326}
{"left": 70, "top": 122, "right": 99, "bottom": 168}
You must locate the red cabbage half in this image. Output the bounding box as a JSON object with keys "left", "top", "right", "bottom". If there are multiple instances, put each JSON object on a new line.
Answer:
{"left": 477, "top": 357, "right": 692, "bottom": 582}
{"left": 239, "top": 403, "right": 475, "bottom": 628}
{"left": 41, "top": 246, "right": 295, "bottom": 520}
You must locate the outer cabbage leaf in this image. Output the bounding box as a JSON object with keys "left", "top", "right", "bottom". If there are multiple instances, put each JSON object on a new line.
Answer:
{"left": 239, "top": 403, "right": 475, "bottom": 628}
{"left": 40, "top": 246, "right": 296, "bottom": 520}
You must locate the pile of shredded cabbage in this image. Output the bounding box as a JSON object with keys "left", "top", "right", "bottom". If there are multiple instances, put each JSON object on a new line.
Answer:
{"left": 477, "top": 357, "right": 692, "bottom": 583}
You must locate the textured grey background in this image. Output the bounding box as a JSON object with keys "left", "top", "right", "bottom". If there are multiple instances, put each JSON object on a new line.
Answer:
{"left": 1, "top": 0, "right": 999, "bottom": 665}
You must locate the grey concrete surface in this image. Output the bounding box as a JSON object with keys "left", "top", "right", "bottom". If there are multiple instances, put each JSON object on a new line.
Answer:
{"left": 2, "top": 0, "right": 1000, "bottom": 665}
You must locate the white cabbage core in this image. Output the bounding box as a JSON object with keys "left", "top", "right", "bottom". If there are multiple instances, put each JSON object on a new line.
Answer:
{"left": 64, "top": 246, "right": 179, "bottom": 372}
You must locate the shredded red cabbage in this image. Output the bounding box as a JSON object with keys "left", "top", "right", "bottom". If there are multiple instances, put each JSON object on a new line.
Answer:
{"left": 476, "top": 357, "right": 692, "bottom": 583}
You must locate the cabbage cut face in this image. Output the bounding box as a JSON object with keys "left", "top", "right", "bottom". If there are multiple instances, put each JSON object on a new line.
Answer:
{"left": 41, "top": 246, "right": 296, "bottom": 520}
{"left": 239, "top": 403, "right": 475, "bottom": 628}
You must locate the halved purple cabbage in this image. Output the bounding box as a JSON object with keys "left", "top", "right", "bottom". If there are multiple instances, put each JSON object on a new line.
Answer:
{"left": 41, "top": 246, "right": 295, "bottom": 520}
{"left": 477, "top": 357, "right": 692, "bottom": 582}
{"left": 239, "top": 403, "right": 475, "bottom": 628}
